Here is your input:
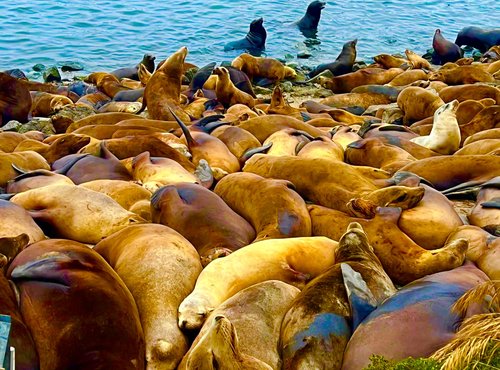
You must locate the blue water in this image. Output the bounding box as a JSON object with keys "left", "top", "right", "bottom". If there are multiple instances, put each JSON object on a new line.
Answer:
{"left": 0, "top": 0, "right": 499, "bottom": 76}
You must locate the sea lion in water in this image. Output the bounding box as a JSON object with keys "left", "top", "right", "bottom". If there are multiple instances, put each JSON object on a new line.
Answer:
{"left": 432, "top": 29, "right": 463, "bottom": 65}
{"left": 8, "top": 239, "right": 146, "bottom": 369}
{"left": 309, "top": 39, "right": 357, "bottom": 78}
{"left": 224, "top": 18, "right": 267, "bottom": 53}
{"left": 280, "top": 222, "right": 396, "bottom": 369}
{"left": 455, "top": 26, "right": 500, "bottom": 53}
{"left": 293, "top": 0, "right": 326, "bottom": 38}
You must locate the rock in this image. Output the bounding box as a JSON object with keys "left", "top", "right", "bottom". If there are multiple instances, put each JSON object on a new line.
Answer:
{"left": 32, "top": 64, "right": 46, "bottom": 72}
{"left": 43, "top": 66, "right": 62, "bottom": 83}
{"left": 353, "top": 61, "right": 368, "bottom": 71}
{"left": 0, "top": 120, "right": 23, "bottom": 132}
{"left": 50, "top": 105, "right": 95, "bottom": 133}
{"left": 1, "top": 118, "right": 55, "bottom": 135}
{"left": 297, "top": 51, "right": 312, "bottom": 59}
{"left": 281, "top": 81, "right": 293, "bottom": 92}
{"left": 61, "top": 62, "right": 84, "bottom": 72}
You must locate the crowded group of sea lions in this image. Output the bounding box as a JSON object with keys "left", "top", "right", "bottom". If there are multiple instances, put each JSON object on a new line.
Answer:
{"left": 0, "top": 0, "right": 500, "bottom": 368}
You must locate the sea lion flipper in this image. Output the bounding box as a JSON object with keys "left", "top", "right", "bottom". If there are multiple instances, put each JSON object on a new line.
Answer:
{"left": 481, "top": 199, "right": 500, "bottom": 209}
{"left": 241, "top": 142, "right": 273, "bottom": 162}
{"left": 341, "top": 263, "right": 377, "bottom": 330}
{"left": 168, "top": 106, "right": 196, "bottom": 147}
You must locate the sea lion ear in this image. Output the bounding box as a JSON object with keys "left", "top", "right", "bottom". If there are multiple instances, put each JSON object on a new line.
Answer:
{"left": 341, "top": 263, "right": 377, "bottom": 331}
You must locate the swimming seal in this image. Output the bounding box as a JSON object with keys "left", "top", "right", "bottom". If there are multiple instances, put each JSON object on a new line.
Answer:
{"left": 432, "top": 29, "right": 463, "bottom": 65}
{"left": 309, "top": 39, "right": 357, "bottom": 78}
{"left": 455, "top": 26, "right": 500, "bottom": 53}
{"left": 224, "top": 18, "right": 267, "bottom": 53}
{"left": 294, "top": 1, "right": 326, "bottom": 38}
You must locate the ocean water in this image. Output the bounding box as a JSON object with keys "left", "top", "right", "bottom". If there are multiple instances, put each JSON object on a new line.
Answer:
{"left": 0, "top": 0, "right": 498, "bottom": 76}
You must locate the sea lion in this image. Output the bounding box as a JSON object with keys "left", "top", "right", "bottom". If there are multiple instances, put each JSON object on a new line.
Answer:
{"left": 66, "top": 112, "right": 143, "bottom": 132}
{"left": 463, "top": 128, "right": 500, "bottom": 146}
{"left": 224, "top": 18, "right": 267, "bottom": 53}
{"left": 214, "top": 172, "right": 311, "bottom": 241}
{"left": 95, "top": 224, "right": 202, "bottom": 370}
{"left": 231, "top": 53, "right": 297, "bottom": 82}
{"left": 0, "top": 72, "right": 32, "bottom": 125}
{"left": 432, "top": 29, "right": 463, "bottom": 65}
{"left": 179, "top": 281, "right": 299, "bottom": 370}
{"left": 0, "top": 132, "right": 28, "bottom": 152}
{"left": 341, "top": 263, "right": 489, "bottom": 370}
{"left": 409, "top": 99, "right": 460, "bottom": 154}
{"left": 373, "top": 54, "right": 408, "bottom": 69}
{"left": 438, "top": 84, "right": 500, "bottom": 104}
{"left": 386, "top": 69, "right": 428, "bottom": 86}
{"left": 10, "top": 184, "right": 145, "bottom": 244}
{"left": 30, "top": 91, "right": 73, "bottom": 117}
{"left": 0, "top": 151, "right": 50, "bottom": 188}
{"left": 213, "top": 66, "right": 255, "bottom": 108}
{"left": 6, "top": 168, "right": 75, "bottom": 194}
{"left": 454, "top": 138, "right": 500, "bottom": 156}
{"left": 131, "top": 151, "right": 199, "bottom": 192}
{"left": 398, "top": 155, "right": 500, "bottom": 191}
{"left": 266, "top": 85, "right": 306, "bottom": 119}
{"left": 321, "top": 67, "right": 403, "bottom": 93}
{"left": 294, "top": 0, "right": 326, "bottom": 37}
{"left": 455, "top": 26, "right": 500, "bottom": 53}
{"left": 468, "top": 177, "right": 500, "bottom": 234}
{"left": 405, "top": 49, "right": 433, "bottom": 70}
{"left": 397, "top": 86, "right": 445, "bottom": 123}
{"left": 210, "top": 125, "right": 263, "bottom": 163}
{"left": 309, "top": 39, "right": 357, "bottom": 78}
{"left": 297, "top": 136, "right": 345, "bottom": 161}
{"left": 319, "top": 92, "right": 393, "bottom": 110}
{"left": 280, "top": 222, "right": 396, "bottom": 369}
{"left": 459, "top": 105, "right": 500, "bottom": 144}
{"left": 309, "top": 205, "right": 468, "bottom": 285}
{"left": 111, "top": 53, "right": 156, "bottom": 80}
{"left": 97, "top": 101, "right": 142, "bottom": 113}
{"left": 80, "top": 179, "right": 151, "bottom": 221}
{"left": 151, "top": 182, "right": 255, "bottom": 265}
{"left": 8, "top": 239, "right": 145, "bottom": 369}
{"left": 178, "top": 236, "right": 339, "bottom": 330}
{"left": 0, "top": 199, "right": 45, "bottom": 243}
{"left": 428, "top": 65, "right": 494, "bottom": 85}
{"left": 85, "top": 72, "right": 131, "bottom": 98}
{"left": 263, "top": 128, "right": 313, "bottom": 156}
{"left": 141, "top": 46, "right": 190, "bottom": 122}
{"left": 476, "top": 239, "right": 500, "bottom": 280}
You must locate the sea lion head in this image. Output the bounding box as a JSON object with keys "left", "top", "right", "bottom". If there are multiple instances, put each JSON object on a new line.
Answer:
{"left": 141, "top": 53, "right": 156, "bottom": 73}
{"left": 335, "top": 222, "right": 376, "bottom": 263}
{"left": 178, "top": 293, "right": 215, "bottom": 330}
{"left": 307, "top": 1, "right": 326, "bottom": 16}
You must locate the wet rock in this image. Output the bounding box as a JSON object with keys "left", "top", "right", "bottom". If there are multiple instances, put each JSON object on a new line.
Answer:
{"left": 61, "top": 62, "right": 84, "bottom": 72}
{"left": 50, "top": 105, "right": 95, "bottom": 133}
{"left": 297, "top": 51, "right": 312, "bottom": 59}
{"left": 43, "top": 66, "right": 62, "bottom": 83}
{"left": 1, "top": 118, "right": 55, "bottom": 135}
{"left": 32, "top": 64, "right": 46, "bottom": 72}
{"left": 281, "top": 81, "right": 293, "bottom": 92}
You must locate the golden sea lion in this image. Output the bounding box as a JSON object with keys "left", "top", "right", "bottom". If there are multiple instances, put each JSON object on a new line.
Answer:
{"left": 210, "top": 125, "right": 263, "bottom": 163}
{"left": 454, "top": 138, "right": 500, "bottom": 156}
{"left": 0, "top": 132, "right": 28, "bottom": 152}
{"left": 266, "top": 85, "right": 305, "bottom": 119}
{"left": 463, "top": 128, "right": 500, "bottom": 145}
{"left": 428, "top": 65, "right": 495, "bottom": 85}
{"left": 97, "top": 101, "right": 142, "bottom": 114}
{"left": 0, "top": 199, "right": 45, "bottom": 243}
{"left": 319, "top": 92, "right": 392, "bottom": 110}
{"left": 445, "top": 225, "right": 495, "bottom": 262}
{"left": 10, "top": 184, "right": 145, "bottom": 244}
{"left": 309, "top": 205, "right": 468, "bottom": 285}
{"left": 438, "top": 84, "right": 500, "bottom": 104}
{"left": 405, "top": 49, "right": 433, "bottom": 70}
{"left": 214, "top": 172, "right": 311, "bottom": 241}
{"left": 151, "top": 182, "right": 255, "bottom": 266}
{"left": 213, "top": 66, "right": 255, "bottom": 108}
{"left": 455, "top": 98, "right": 495, "bottom": 125}
{"left": 6, "top": 167, "right": 74, "bottom": 194}
{"left": 30, "top": 91, "right": 73, "bottom": 117}
{"left": 0, "top": 151, "right": 50, "bottom": 187}
{"left": 373, "top": 54, "right": 408, "bottom": 69}
{"left": 231, "top": 53, "right": 297, "bottom": 81}
{"left": 263, "top": 128, "right": 313, "bottom": 156}
{"left": 179, "top": 281, "right": 299, "bottom": 370}
{"left": 468, "top": 177, "right": 500, "bottom": 234}
{"left": 297, "top": 136, "right": 345, "bottom": 161}
{"left": 459, "top": 105, "right": 500, "bottom": 144}
{"left": 66, "top": 112, "right": 143, "bottom": 132}
{"left": 476, "top": 239, "right": 499, "bottom": 280}
{"left": 95, "top": 224, "right": 202, "bottom": 370}
{"left": 141, "top": 46, "right": 191, "bottom": 122}
{"left": 386, "top": 69, "right": 428, "bottom": 86}
{"left": 410, "top": 99, "right": 460, "bottom": 154}
{"left": 397, "top": 86, "right": 445, "bottom": 123}
{"left": 280, "top": 222, "right": 396, "bottom": 369}
{"left": 85, "top": 72, "right": 131, "bottom": 98}
{"left": 178, "top": 236, "right": 339, "bottom": 330}
{"left": 321, "top": 67, "right": 404, "bottom": 93}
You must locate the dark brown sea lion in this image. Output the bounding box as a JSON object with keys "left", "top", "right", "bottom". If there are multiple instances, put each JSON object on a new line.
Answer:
{"left": 432, "top": 29, "right": 463, "bottom": 65}
{"left": 95, "top": 224, "right": 202, "bottom": 370}
{"left": 455, "top": 26, "right": 500, "bottom": 53}
{"left": 309, "top": 39, "right": 357, "bottom": 78}
{"left": 224, "top": 17, "right": 267, "bottom": 53}
{"left": 0, "top": 72, "right": 32, "bottom": 125}
{"left": 7, "top": 239, "right": 145, "bottom": 369}
{"left": 214, "top": 172, "right": 311, "bottom": 241}
{"left": 111, "top": 53, "right": 156, "bottom": 80}
{"left": 151, "top": 182, "right": 256, "bottom": 266}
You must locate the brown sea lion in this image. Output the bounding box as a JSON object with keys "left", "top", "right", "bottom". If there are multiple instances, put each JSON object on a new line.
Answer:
{"left": 320, "top": 68, "right": 404, "bottom": 93}
{"left": 432, "top": 28, "right": 463, "bottom": 65}
{"left": 0, "top": 151, "right": 50, "bottom": 188}
{"left": 178, "top": 236, "right": 339, "bottom": 330}
{"left": 180, "top": 281, "right": 299, "bottom": 370}
{"left": 30, "top": 91, "right": 73, "bottom": 117}
{"left": 463, "top": 128, "right": 500, "bottom": 145}
{"left": 97, "top": 101, "right": 142, "bottom": 113}
{"left": 141, "top": 46, "right": 191, "bottom": 122}
{"left": 399, "top": 155, "right": 500, "bottom": 191}
{"left": 0, "top": 132, "right": 28, "bottom": 152}
{"left": 428, "top": 65, "right": 494, "bottom": 85}
{"left": 373, "top": 54, "right": 408, "bottom": 69}
{"left": 85, "top": 72, "right": 132, "bottom": 98}
{"left": 10, "top": 184, "right": 145, "bottom": 244}
{"left": 151, "top": 182, "right": 255, "bottom": 266}
{"left": 397, "top": 86, "right": 445, "bottom": 123}
{"left": 213, "top": 66, "right": 255, "bottom": 108}
{"left": 454, "top": 138, "right": 500, "bottom": 156}
{"left": 459, "top": 105, "right": 500, "bottom": 144}
{"left": 243, "top": 154, "right": 420, "bottom": 213}
{"left": 0, "top": 199, "right": 45, "bottom": 243}
{"left": 280, "top": 222, "right": 396, "bottom": 369}
{"left": 214, "top": 172, "right": 311, "bottom": 241}
{"left": 75, "top": 91, "right": 111, "bottom": 111}
{"left": 6, "top": 168, "right": 74, "bottom": 194}
{"left": 405, "top": 49, "right": 433, "bottom": 70}
{"left": 438, "top": 84, "right": 500, "bottom": 104}
{"left": 468, "top": 177, "right": 500, "bottom": 234}
{"left": 319, "top": 92, "right": 392, "bottom": 110}
{"left": 0, "top": 72, "right": 32, "bottom": 125}
{"left": 237, "top": 115, "right": 326, "bottom": 142}
{"left": 66, "top": 112, "right": 142, "bottom": 132}
{"left": 8, "top": 239, "right": 145, "bottom": 369}
{"left": 309, "top": 205, "right": 468, "bottom": 285}
{"left": 95, "top": 224, "right": 202, "bottom": 370}
{"left": 266, "top": 85, "right": 305, "bottom": 119}
{"left": 455, "top": 98, "right": 495, "bottom": 125}
{"left": 297, "top": 136, "right": 345, "bottom": 161}
{"left": 263, "top": 128, "right": 313, "bottom": 156}
{"left": 386, "top": 69, "right": 428, "bottom": 86}
{"left": 210, "top": 125, "right": 263, "bottom": 163}
{"left": 231, "top": 53, "right": 297, "bottom": 81}
{"left": 477, "top": 238, "right": 500, "bottom": 280}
